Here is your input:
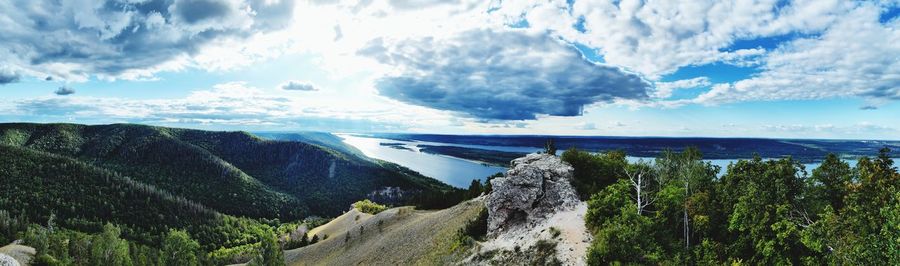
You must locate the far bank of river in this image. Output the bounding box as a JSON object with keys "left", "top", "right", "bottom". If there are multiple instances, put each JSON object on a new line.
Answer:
{"left": 339, "top": 134, "right": 889, "bottom": 188}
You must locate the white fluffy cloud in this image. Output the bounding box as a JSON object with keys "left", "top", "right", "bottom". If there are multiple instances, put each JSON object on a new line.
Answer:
{"left": 0, "top": 0, "right": 296, "bottom": 81}
{"left": 695, "top": 3, "right": 900, "bottom": 104}
{"left": 654, "top": 77, "right": 711, "bottom": 99}
{"left": 496, "top": 0, "right": 851, "bottom": 78}
{"left": 493, "top": 0, "right": 898, "bottom": 106}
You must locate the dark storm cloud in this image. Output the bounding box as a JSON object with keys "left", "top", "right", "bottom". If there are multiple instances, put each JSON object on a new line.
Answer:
{"left": 0, "top": 0, "right": 296, "bottom": 80}
{"left": 54, "top": 86, "right": 76, "bottom": 96}
{"left": 0, "top": 70, "right": 20, "bottom": 85}
{"left": 360, "top": 29, "right": 652, "bottom": 120}
{"left": 171, "top": 0, "right": 233, "bottom": 24}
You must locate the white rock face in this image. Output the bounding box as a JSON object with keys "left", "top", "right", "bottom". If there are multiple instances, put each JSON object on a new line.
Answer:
{"left": 486, "top": 153, "right": 580, "bottom": 234}
{"left": 478, "top": 153, "right": 591, "bottom": 265}
{"left": 0, "top": 253, "right": 19, "bottom": 266}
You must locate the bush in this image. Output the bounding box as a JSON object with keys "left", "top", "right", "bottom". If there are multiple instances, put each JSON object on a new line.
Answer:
{"left": 352, "top": 200, "right": 388, "bottom": 215}
{"left": 560, "top": 148, "right": 627, "bottom": 199}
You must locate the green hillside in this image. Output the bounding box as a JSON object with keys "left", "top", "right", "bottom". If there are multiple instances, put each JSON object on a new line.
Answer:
{"left": 0, "top": 123, "right": 455, "bottom": 219}
{"left": 0, "top": 144, "right": 267, "bottom": 252}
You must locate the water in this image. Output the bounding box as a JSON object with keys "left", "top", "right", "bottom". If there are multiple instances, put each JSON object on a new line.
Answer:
{"left": 340, "top": 134, "right": 890, "bottom": 187}
{"left": 339, "top": 134, "right": 506, "bottom": 188}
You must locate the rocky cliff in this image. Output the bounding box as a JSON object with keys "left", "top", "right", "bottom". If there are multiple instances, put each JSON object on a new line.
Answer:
{"left": 486, "top": 153, "right": 580, "bottom": 234}
{"left": 474, "top": 153, "right": 590, "bottom": 265}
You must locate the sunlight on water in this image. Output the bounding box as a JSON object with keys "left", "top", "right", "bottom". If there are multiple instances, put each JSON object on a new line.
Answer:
{"left": 339, "top": 134, "right": 506, "bottom": 188}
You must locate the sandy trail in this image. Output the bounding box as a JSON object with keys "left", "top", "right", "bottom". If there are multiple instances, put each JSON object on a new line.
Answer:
{"left": 480, "top": 202, "right": 593, "bottom": 265}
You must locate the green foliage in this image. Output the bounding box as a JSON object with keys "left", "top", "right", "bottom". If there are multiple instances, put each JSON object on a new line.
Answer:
{"left": 580, "top": 147, "right": 900, "bottom": 265}
{"left": 283, "top": 232, "right": 309, "bottom": 250}
{"left": 19, "top": 222, "right": 168, "bottom": 266}
{"left": 587, "top": 204, "right": 662, "bottom": 265}
{"left": 353, "top": 199, "right": 388, "bottom": 215}
{"left": 561, "top": 148, "right": 628, "bottom": 199}
{"left": 467, "top": 179, "right": 485, "bottom": 198}
{"left": 0, "top": 123, "right": 456, "bottom": 220}
{"left": 0, "top": 209, "right": 27, "bottom": 244}
{"left": 531, "top": 239, "right": 562, "bottom": 266}
{"left": 0, "top": 122, "right": 462, "bottom": 263}
{"left": 544, "top": 139, "right": 557, "bottom": 155}
{"left": 584, "top": 179, "right": 631, "bottom": 231}
{"left": 450, "top": 206, "right": 488, "bottom": 253}
{"left": 248, "top": 232, "right": 284, "bottom": 266}
{"left": 0, "top": 144, "right": 271, "bottom": 254}
{"left": 160, "top": 229, "right": 201, "bottom": 266}
{"left": 90, "top": 224, "right": 133, "bottom": 266}
{"left": 548, "top": 227, "right": 561, "bottom": 239}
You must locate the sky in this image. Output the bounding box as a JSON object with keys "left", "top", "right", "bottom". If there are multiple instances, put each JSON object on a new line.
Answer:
{"left": 0, "top": 0, "right": 898, "bottom": 140}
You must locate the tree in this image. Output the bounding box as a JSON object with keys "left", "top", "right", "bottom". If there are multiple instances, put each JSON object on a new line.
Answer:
{"left": 586, "top": 204, "right": 662, "bottom": 265}
{"left": 160, "top": 229, "right": 200, "bottom": 266}
{"left": 467, "top": 179, "right": 484, "bottom": 198}
{"left": 809, "top": 153, "right": 851, "bottom": 211}
{"left": 91, "top": 223, "right": 132, "bottom": 266}
{"left": 250, "top": 232, "right": 284, "bottom": 266}
{"left": 544, "top": 139, "right": 557, "bottom": 155}
{"left": 561, "top": 148, "right": 628, "bottom": 199}
{"left": 625, "top": 160, "right": 657, "bottom": 215}
{"left": 0, "top": 210, "right": 27, "bottom": 244}
{"left": 724, "top": 158, "right": 808, "bottom": 264}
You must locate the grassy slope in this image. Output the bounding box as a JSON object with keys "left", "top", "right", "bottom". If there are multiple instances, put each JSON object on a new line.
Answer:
{"left": 0, "top": 123, "right": 455, "bottom": 218}
{"left": 284, "top": 199, "right": 484, "bottom": 266}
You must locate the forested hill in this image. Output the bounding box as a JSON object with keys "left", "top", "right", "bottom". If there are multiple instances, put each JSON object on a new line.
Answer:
{"left": 0, "top": 123, "right": 454, "bottom": 219}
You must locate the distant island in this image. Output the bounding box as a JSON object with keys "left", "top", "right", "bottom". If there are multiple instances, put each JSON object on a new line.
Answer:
{"left": 417, "top": 145, "right": 525, "bottom": 167}
{"left": 379, "top": 142, "right": 414, "bottom": 151}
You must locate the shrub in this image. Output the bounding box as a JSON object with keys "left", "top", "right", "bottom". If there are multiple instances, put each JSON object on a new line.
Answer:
{"left": 352, "top": 200, "right": 388, "bottom": 215}
{"left": 560, "top": 148, "right": 627, "bottom": 199}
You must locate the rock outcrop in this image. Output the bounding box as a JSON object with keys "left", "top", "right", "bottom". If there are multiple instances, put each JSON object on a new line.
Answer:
{"left": 474, "top": 153, "right": 591, "bottom": 266}
{"left": 486, "top": 153, "right": 580, "bottom": 234}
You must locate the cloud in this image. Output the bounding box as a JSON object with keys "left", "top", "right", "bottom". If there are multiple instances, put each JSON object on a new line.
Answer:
{"left": 489, "top": 0, "right": 900, "bottom": 108}
{"left": 577, "top": 122, "right": 597, "bottom": 130}
{"left": 3, "top": 82, "right": 419, "bottom": 132}
{"left": 692, "top": 3, "right": 900, "bottom": 104}
{"left": 860, "top": 105, "right": 878, "bottom": 110}
{"left": 279, "top": 80, "right": 318, "bottom": 91}
{"left": 492, "top": 0, "right": 851, "bottom": 78}
{"left": 0, "top": 69, "right": 20, "bottom": 85}
{"left": 763, "top": 122, "right": 894, "bottom": 135}
{"left": 0, "top": 0, "right": 296, "bottom": 81}
{"left": 654, "top": 77, "right": 711, "bottom": 98}
{"left": 54, "top": 86, "right": 76, "bottom": 96}
{"left": 360, "top": 28, "right": 652, "bottom": 120}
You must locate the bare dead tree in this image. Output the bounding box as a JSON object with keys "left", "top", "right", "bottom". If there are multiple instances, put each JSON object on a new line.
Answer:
{"left": 625, "top": 160, "right": 656, "bottom": 215}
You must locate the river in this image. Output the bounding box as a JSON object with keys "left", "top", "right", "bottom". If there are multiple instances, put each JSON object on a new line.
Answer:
{"left": 339, "top": 134, "right": 881, "bottom": 188}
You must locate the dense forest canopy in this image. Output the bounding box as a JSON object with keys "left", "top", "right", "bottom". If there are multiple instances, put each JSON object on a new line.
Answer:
{"left": 562, "top": 147, "right": 900, "bottom": 264}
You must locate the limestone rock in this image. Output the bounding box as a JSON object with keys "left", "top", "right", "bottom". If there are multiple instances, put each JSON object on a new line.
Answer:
{"left": 486, "top": 153, "right": 579, "bottom": 234}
